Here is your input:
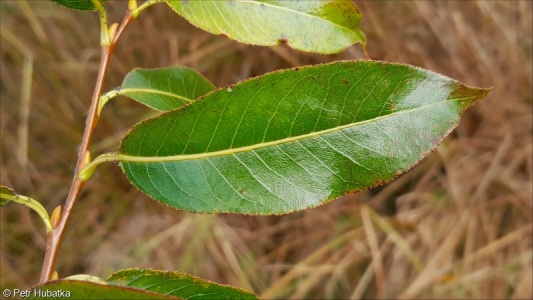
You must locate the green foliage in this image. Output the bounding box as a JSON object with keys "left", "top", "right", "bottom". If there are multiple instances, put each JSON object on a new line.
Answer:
{"left": 51, "top": 0, "right": 107, "bottom": 11}
{"left": 116, "top": 67, "right": 215, "bottom": 111}
{"left": 108, "top": 268, "right": 258, "bottom": 299}
{"left": 29, "top": 268, "right": 258, "bottom": 299}
{"left": 29, "top": 280, "right": 177, "bottom": 299}
{"left": 3, "top": 0, "right": 491, "bottom": 298}
{"left": 164, "top": 0, "right": 365, "bottom": 54}
{"left": 119, "top": 61, "right": 489, "bottom": 214}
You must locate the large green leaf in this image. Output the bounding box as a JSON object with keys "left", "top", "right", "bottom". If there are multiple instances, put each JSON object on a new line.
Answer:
{"left": 117, "top": 67, "right": 216, "bottom": 111}
{"left": 165, "top": 0, "right": 365, "bottom": 54}
{"left": 29, "top": 269, "right": 256, "bottom": 299}
{"left": 119, "top": 61, "right": 489, "bottom": 214}
{"left": 51, "top": 0, "right": 107, "bottom": 11}
{"left": 29, "top": 280, "right": 177, "bottom": 299}
{"left": 108, "top": 268, "right": 258, "bottom": 299}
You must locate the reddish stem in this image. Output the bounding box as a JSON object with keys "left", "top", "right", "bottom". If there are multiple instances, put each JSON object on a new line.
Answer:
{"left": 39, "top": 11, "right": 134, "bottom": 284}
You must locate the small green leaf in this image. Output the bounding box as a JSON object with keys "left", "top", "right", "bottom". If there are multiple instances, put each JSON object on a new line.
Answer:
{"left": 116, "top": 67, "right": 215, "bottom": 111}
{"left": 164, "top": 0, "right": 365, "bottom": 54}
{"left": 108, "top": 268, "right": 258, "bottom": 299}
{"left": 29, "top": 280, "right": 178, "bottom": 299}
{"left": 119, "top": 61, "right": 490, "bottom": 215}
{"left": 0, "top": 185, "right": 15, "bottom": 207}
{"left": 51, "top": 0, "right": 107, "bottom": 11}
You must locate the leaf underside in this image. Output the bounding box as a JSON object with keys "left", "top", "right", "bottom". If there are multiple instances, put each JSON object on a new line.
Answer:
{"left": 119, "top": 67, "right": 216, "bottom": 112}
{"left": 165, "top": 0, "right": 365, "bottom": 54}
{"left": 108, "top": 268, "right": 258, "bottom": 299}
{"left": 119, "top": 60, "right": 489, "bottom": 215}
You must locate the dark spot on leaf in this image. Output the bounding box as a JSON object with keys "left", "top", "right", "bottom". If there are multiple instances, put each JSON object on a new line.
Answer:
{"left": 220, "top": 33, "right": 228, "bottom": 38}
{"left": 295, "top": 67, "right": 299, "bottom": 71}
{"left": 278, "top": 38, "right": 288, "bottom": 45}
{"left": 343, "top": 79, "right": 349, "bottom": 84}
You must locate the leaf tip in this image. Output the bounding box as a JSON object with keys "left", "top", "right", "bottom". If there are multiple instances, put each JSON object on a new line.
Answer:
{"left": 458, "top": 84, "right": 492, "bottom": 111}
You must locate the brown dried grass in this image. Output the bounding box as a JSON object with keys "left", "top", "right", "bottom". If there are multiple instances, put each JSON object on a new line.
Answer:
{"left": 1, "top": 1, "right": 531, "bottom": 299}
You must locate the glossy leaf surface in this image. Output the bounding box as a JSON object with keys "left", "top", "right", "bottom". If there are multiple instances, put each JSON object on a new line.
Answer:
{"left": 165, "top": 0, "right": 365, "bottom": 54}
{"left": 29, "top": 280, "right": 177, "bottom": 299}
{"left": 108, "top": 268, "right": 258, "bottom": 299}
{"left": 120, "top": 61, "right": 489, "bottom": 214}
{"left": 118, "top": 67, "right": 215, "bottom": 111}
{"left": 51, "top": 0, "right": 107, "bottom": 11}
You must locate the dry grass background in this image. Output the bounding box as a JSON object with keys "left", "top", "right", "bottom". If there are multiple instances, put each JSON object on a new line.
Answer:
{"left": 1, "top": 0, "right": 532, "bottom": 299}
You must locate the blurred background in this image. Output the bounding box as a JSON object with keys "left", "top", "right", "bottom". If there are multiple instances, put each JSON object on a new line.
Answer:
{"left": 1, "top": 1, "right": 531, "bottom": 299}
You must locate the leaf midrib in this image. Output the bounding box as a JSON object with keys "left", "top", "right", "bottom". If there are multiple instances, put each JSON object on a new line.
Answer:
{"left": 121, "top": 88, "right": 193, "bottom": 103}
{"left": 120, "top": 97, "right": 472, "bottom": 163}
